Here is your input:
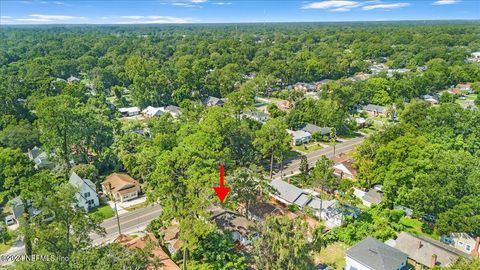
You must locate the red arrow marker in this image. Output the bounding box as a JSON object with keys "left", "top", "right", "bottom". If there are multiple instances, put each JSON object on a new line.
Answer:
{"left": 214, "top": 164, "right": 230, "bottom": 203}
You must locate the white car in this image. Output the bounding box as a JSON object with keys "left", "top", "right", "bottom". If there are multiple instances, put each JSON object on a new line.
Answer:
{"left": 4, "top": 215, "right": 15, "bottom": 226}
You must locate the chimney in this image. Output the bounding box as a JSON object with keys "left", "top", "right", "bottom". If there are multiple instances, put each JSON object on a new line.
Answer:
{"left": 418, "top": 241, "right": 422, "bottom": 249}
{"left": 288, "top": 178, "right": 291, "bottom": 184}
{"left": 472, "top": 236, "right": 480, "bottom": 257}
{"left": 430, "top": 254, "right": 437, "bottom": 268}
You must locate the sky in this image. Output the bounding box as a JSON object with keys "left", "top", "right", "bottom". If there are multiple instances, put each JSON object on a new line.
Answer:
{"left": 0, "top": 0, "right": 478, "bottom": 25}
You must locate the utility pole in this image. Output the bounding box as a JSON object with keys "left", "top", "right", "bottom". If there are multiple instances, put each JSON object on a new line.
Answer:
{"left": 331, "top": 128, "right": 337, "bottom": 156}
{"left": 108, "top": 183, "right": 121, "bottom": 235}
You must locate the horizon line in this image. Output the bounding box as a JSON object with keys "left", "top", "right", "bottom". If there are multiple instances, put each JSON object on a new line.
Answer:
{"left": 1, "top": 19, "right": 480, "bottom": 26}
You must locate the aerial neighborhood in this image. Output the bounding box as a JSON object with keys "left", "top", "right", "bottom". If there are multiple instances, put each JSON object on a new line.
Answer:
{"left": 0, "top": 3, "right": 480, "bottom": 270}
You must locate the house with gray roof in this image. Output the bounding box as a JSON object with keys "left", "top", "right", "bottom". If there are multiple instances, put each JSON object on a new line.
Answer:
{"left": 203, "top": 96, "right": 226, "bottom": 107}
{"left": 242, "top": 111, "right": 270, "bottom": 123}
{"left": 354, "top": 188, "right": 383, "bottom": 207}
{"left": 69, "top": 172, "right": 99, "bottom": 212}
{"left": 346, "top": 236, "right": 408, "bottom": 270}
{"left": 27, "top": 146, "right": 55, "bottom": 170}
{"left": 270, "top": 180, "right": 358, "bottom": 228}
{"left": 392, "top": 232, "right": 470, "bottom": 268}
{"left": 301, "top": 124, "right": 331, "bottom": 136}
{"left": 362, "top": 104, "right": 387, "bottom": 116}
{"left": 164, "top": 105, "right": 182, "bottom": 118}
{"left": 9, "top": 197, "right": 54, "bottom": 222}
{"left": 286, "top": 129, "right": 312, "bottom": 146}
{"left": 270, "top": 179, "right": 307, "bottom": 207}
{"left": 67, "top": 75, "right": 80, "bottom": 83}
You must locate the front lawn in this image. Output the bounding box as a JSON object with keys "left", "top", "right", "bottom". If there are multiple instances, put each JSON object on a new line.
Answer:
{"left": 315, "top": 242, "right": 349, "bottom": 270}
{"left": 124, "top": 201, "right": 148, "bottom": 212}
{"left": 0, "top": 231, "right": 15, "bottom": 254}
{"left": 88, "top": 204, "right": 115, "bottom": 221}
{"left": 293, "top": 142, "right": 323, "bottom": 153}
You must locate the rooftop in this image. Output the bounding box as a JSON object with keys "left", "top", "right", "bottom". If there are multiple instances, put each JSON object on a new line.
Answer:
{"left": 347, "top": 236, "right": 408, "bottom": 270}
{"left": 393, "top": 232, "right": 469, "bottom": 267}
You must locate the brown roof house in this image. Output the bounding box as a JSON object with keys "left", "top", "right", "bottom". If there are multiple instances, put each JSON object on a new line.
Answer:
{"left": 115, "top": 233, "right": 180, "bottom": 270}
{"left": 207, "top": 206, "right": 254, "bottom": 247}
{"left": 162, "top": 224, "right": 184, "bottom": 255}
{"left": 391, "top": 232, "right": 470, "bottom": 268}
{"left": 246, "top": 201, "right": 284, "bottom": 222}
{"left": 102, "top": 173, "right": 141, "bottom": 202}
{"left": 333, "top": 159, "right": 358, "bottom": 181}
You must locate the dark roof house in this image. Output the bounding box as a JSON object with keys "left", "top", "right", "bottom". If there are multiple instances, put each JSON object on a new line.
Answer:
{"left": 204, "top": 96, "right": 226, "bottom": 107}
{"left": 363, "top": 104, "right": 387, "bottom": 115}
{"left": 301, "top": 124, "right": 331, "bottom": 136}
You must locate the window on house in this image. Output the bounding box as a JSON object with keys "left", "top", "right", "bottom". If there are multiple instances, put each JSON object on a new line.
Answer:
{"left": 84, "top": 192, "right": 90, "bottom": 198}
{"left": 459, "top": 241, "right": 464, "bottom": 247}
{"left": 466, "top": 245, "right": 471, "bottom": 252}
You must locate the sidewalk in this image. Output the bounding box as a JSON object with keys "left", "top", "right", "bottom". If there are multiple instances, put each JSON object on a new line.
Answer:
{"left": 106, "top": 195, "right": 147, "bottom": 215}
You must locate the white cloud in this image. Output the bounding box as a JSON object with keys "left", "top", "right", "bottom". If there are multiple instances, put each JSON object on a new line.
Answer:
{"left": 191, "top": 0, "right": 207, "bottom": 2}
{"left": 12, "top": 14, "right": 87, "bottom": 24}
{"left": 362, "top": 2, "right": 410, "bottom": 10}
{"left": 301, "top": 1, "right": 360, "bottom": 10}
{"left": 116, "top": 15, "right": 193, "bottom": 24}
{"left": 213, "top": 2, "right": 231, "bottom": 5}
{"left": 433, "top": 0, "right": 461, "bottom": 5}
{"left": 172, "top": 2, "right": 198, "bottom": 7}
{"left": 332, "top": 7, "right": 352, "bottom": 12}
{"left": 120, "top": 16, "right": 145, "bottom": 20}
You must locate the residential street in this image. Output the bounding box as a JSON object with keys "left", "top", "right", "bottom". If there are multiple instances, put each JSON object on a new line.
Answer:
{"left": 0, "top": 204, "right": 162, "bottom": 266}
{"left": 272, "top": 136, "right": 365, "bottom": 180}
{"left": 91, "top": 204, "right": 162, "bottom": 245}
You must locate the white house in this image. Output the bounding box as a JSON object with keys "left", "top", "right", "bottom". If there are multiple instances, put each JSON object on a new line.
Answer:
{"left": 142, "top": 106, "right": 165, "bottom": 117}
{"left": 286, "top": 129, "right": 312, "bottom": 146}
{"left": 270, "top": 180, "right": 359, "bottom": 228}
{"left": 468, "top": 52, "right": 480, "bottom": 62}
{"left": 346, "top": 236, "right": 408, "bottom": 270}
{"left": 441, "top": 233, "right": 480, "bottom": 257}
{"left": 307, "top": 198, "right": 344, "bottom": 228}
{"left": 69, "top": 172, "right": 100, "bottom": 212}
{"left": 118, "top": 107, "right": 140, "bottom": 117}
{"left": 242, "top": 111, "right": 270, "bottom": 123}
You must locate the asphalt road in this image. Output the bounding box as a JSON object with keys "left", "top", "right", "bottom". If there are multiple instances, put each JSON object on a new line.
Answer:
{"left": 0, "top": 204, "right": 162, "bottom": 266}
{"left": 91, "top": 204, "right": 162, "bottom": 245}
{"left": 272, "top": 136, "right": 365, "bottom": 180}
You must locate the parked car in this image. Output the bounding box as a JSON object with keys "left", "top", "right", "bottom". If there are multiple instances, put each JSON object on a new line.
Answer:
{"left": 5, "top": 215, "right": 15, "bottom": 226}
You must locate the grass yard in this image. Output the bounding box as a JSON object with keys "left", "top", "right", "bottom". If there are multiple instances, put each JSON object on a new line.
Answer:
{"left": 316, "top": 242, "right": 349, "bottom": 270}
{"left": 284, "top": 150, "right": 300, "bottom": 160}
{"left": 88, "top": 204, "right": 115, "bottom": 221}
{"left": 399, "top": 217, "right": 439, "bottom": 240}
{"left": 466, "top": 94, "right": 477, "bottom": 101}
{"left": 0, "top": 242, "right": 13, "bottom": 254}
{"left": 293, "top": 142, "right": 323, "bottom": 153}
{"left": 124, "top": 201, "right": 148, "bottom": 212}
{"left": 0, "top": 231, "right": 15, "bottom": 254}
